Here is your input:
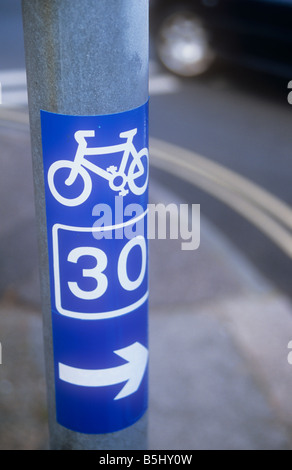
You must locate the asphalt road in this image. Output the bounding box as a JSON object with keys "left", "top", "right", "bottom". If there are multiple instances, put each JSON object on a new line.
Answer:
{"left": 0, "top": 0, "right": 25, "bottom": 70}
{"left": 1, "top": 0, "right": 292, "bottom": 299}
{"left": 149, "top": 64, "right": 292, "bottom": 298}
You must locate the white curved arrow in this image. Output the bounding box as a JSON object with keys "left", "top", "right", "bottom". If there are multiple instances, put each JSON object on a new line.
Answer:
{"left": 58, "top": 342, "right": 148, "bottom": 400}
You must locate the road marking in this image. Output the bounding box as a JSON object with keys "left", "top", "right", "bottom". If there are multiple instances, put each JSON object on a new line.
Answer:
{"left": 0, "top": 64, "right": 180, "bottom": 111}
{"left": 149, "top": 60, "right": 181, "bottom": 95}
{"left": 0, "top": 69, "right": 27, "bottom": 85}
{"left": 0, "top": 69, "right": 28, "bottom": 107}
{"left": 149, "top": 74, "right": 181, "bottom": 95}
{"left": 3, "top": 90, "right": 28, "bottom": 107}
{"left": 150, "top": 138, "right": 292, "bottom": 258}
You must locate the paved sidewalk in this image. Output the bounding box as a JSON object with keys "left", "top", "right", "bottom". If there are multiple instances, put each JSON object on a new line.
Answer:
{"left": 0, "top": 121, "right": 292, "bottom": 450}
{"left": 148, "top": 184, "right": 292, "bottom": 450}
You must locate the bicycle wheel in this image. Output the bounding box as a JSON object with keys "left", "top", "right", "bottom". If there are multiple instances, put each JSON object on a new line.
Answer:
{"left": 128, "top": 148, "right": 149, "bottom": 196}
{"left": 48, "top": 160, "right": 92, "bottom": 207}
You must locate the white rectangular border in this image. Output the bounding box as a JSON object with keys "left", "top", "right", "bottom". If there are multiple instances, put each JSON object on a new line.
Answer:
{"left": 52, "top": 210, "right": 148, "bottom": 321}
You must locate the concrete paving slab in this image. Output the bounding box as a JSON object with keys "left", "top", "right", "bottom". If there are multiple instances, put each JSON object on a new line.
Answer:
{"left": 213, "top": 293, "right": 292, "bottom": 426}
{"left": 0, "top": 301, "right": 48, "bottom": 450}
{"left": 148, "top": 306, "right": 291, "bottom": 450}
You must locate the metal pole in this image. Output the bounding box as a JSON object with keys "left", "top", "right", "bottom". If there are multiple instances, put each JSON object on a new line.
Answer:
{"left": 22, "top": 0, "right": 149, "bottom": 450}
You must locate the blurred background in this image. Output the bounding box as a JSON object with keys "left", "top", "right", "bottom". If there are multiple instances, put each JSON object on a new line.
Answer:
{"left": 1, "top": 0, "right": 292, "bottom": 450}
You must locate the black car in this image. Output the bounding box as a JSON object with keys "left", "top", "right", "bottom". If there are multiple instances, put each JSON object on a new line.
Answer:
{"left": 150, "top": 0, "right": 292, "bottom": 77}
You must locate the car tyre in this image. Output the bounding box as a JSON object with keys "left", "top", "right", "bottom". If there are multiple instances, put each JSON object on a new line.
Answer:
{"left": 155, "top": 9, "right": 215, "bottom": 77}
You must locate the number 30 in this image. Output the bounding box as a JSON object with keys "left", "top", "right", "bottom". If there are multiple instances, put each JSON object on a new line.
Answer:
{"left": 67, "top": 236, "right": 147, "bottom": 300}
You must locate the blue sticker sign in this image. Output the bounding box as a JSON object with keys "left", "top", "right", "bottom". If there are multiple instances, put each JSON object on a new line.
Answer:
{"left": 40, "top": 102, "right": 149, "bottom": 434}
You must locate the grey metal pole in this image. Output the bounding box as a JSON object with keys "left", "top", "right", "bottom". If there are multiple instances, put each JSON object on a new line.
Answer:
{"left": 22, "top": 0, "right": 149, "bottom": 450}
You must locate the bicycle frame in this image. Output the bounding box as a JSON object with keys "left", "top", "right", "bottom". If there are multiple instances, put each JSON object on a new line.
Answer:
{"left": 65, "top": 129, "right": 138, "bottom": 187}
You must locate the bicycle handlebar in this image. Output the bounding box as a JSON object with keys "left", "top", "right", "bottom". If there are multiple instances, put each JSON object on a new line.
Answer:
{"left": 74, "top": 130, "right": 95, "bottom": 145}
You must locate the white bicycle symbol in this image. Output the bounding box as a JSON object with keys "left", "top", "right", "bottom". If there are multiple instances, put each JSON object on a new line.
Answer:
{"left": 48, "top": 128, "right": 149, "bottom": 206}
